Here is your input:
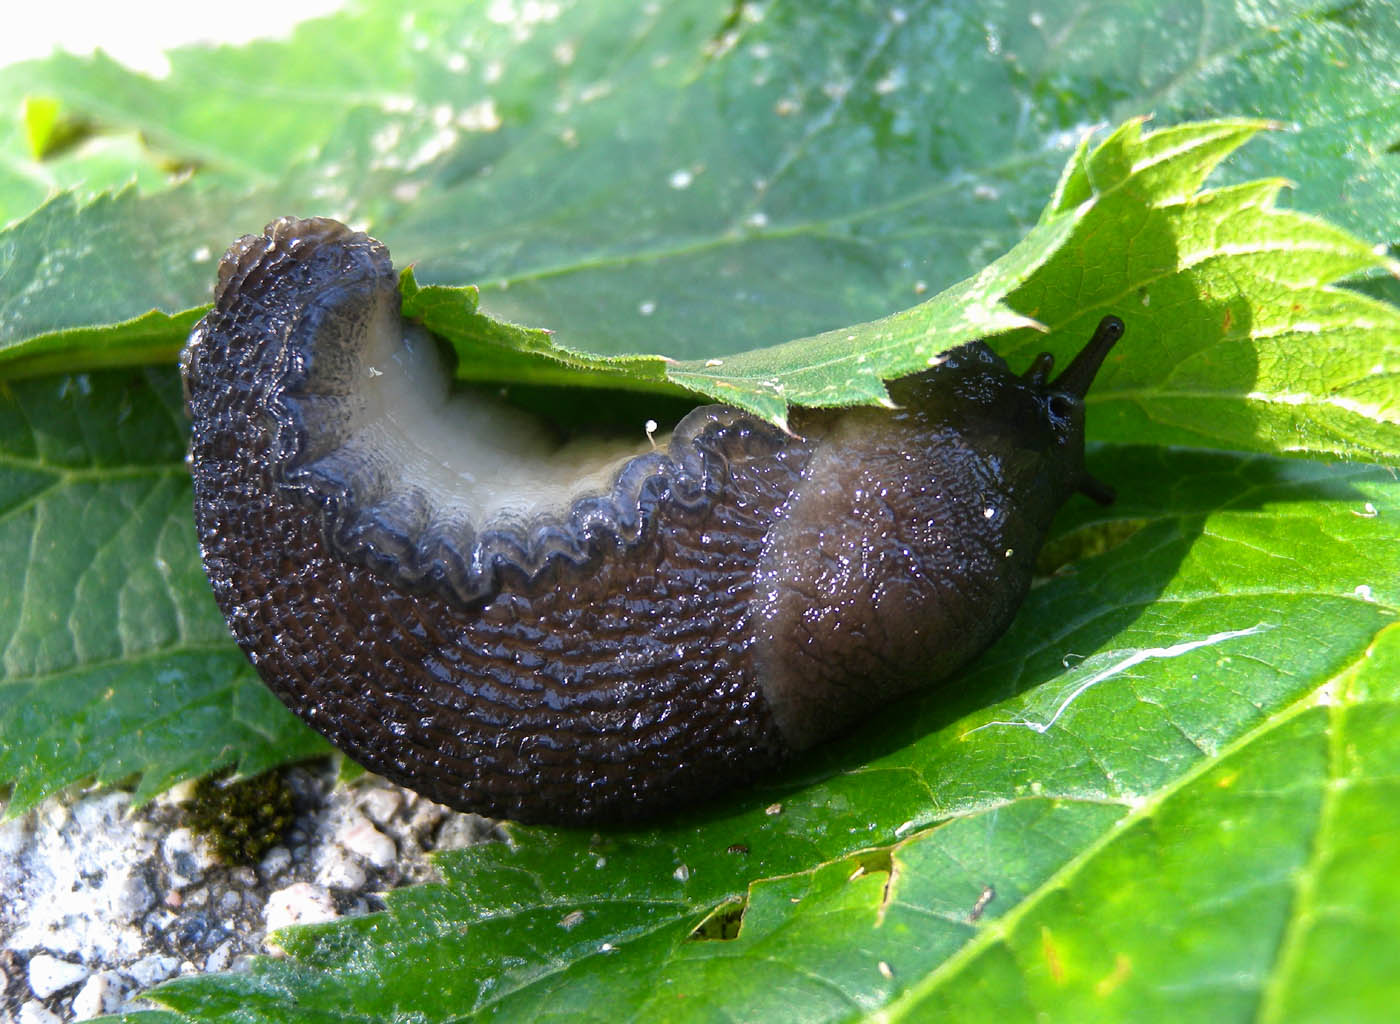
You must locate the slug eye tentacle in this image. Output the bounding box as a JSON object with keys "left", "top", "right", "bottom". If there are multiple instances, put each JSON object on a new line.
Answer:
{"left": 1022, "top": 351, "right": 1055, "bottom": 386}
{"left": 1052, "top": 315, "right": 1124, "bottom": 398}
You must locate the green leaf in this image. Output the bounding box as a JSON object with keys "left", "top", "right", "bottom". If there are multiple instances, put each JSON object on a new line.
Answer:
{"left": 0, "top": 306, "right": 208, "bottom": 381}
{"left": 399, "top": 267, "right": 682, "bottom": 396}
{"left": 4, "top": 64, "right": 1396, "bottom": 459}
{"left": 0, "top": 368, "right": 329, "bottom": 817}
{"left": 1142, "top": 0, "right": 1400, "bottom": 243}
{"left": 0, "top": 67, "right": 188, "bottom": 229}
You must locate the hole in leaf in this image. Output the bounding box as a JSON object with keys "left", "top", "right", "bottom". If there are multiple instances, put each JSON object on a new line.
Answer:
{"left": 847, "top": 848, "right": 893, "bottom": 881}
{"left": 847, "top": 848, "right": 896, "bottom": 914}
{"left": 690, "top": 898, "right": 747, "bottom": 941}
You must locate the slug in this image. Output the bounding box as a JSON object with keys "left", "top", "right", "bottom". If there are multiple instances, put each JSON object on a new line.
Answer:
{"left": 181, "top": 217, "right": 1123, "bottom": 825}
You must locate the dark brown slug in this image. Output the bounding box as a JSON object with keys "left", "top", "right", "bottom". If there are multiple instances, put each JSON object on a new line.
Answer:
{"left": 181, "top": 217, "right": 1122, "bottom": 825}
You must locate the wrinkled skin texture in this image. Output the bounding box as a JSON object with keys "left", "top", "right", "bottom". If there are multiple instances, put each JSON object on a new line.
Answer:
{"left": 182, "top": 217, "right": 1117, "bottom": 824}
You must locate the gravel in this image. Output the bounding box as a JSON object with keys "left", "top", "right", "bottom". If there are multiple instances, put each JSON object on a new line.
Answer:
{"left": 0, "top": 761, "right": 502, "bottom": 1023}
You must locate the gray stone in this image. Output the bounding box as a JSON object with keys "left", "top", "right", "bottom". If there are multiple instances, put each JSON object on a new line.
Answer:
{"left": 204, "top": 940, "right": 236, "bottom": 974}
{"left": 435, "top": 813, "right": 497, "bottom": 850}
{"left": 406, "top": 798, "right": 446, "bottom": 837}
{"left": 229, "top": 867, "right": 258, "bottom": 889}
{"left": 125, "top": 953, "right": 179, "bottom": 989}
{"left": 217, "top": 890, "right": 243, "bottom": 916}
{"left": 104, "top": 870, "right": 156, "bottom": 922}
{"left": 2, "top": 759, "right": 509, "bottom": 1023}
{"left": 4, "top": 793, "right": 155, "bottom": 964}
{"left": 161, "top": 828, "right": 213, "bottom": 890}
{"left": 258, "top": 845, "right": 292, "bottom": 879}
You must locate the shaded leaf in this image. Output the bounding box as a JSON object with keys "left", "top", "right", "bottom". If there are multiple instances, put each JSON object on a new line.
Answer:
{"left": 5, "top": 1, "right": 1394, "bottom": 374}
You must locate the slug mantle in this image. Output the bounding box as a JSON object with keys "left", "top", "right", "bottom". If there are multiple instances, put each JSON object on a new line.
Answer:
{"left": 181, "top": 216, "right": 1122, "bottom": 825}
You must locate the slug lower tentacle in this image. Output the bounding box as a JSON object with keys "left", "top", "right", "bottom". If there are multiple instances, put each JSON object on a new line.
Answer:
{"left": 182, "top": 217, "right": 1121, "bottom": 825}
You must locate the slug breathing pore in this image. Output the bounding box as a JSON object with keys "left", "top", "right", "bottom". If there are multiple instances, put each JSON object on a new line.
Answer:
{"left": 181, "top": 217, "right": 1123, "bottom": 825}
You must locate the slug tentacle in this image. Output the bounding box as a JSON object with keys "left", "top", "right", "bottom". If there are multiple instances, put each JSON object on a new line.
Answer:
{"left": 183, "top": 217, "right": 1122, "bottom": 824}
{"left": 1053, "top": 315, "right": 1124, "bottom": 398}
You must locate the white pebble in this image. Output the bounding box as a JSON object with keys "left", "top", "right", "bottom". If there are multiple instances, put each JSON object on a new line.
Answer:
{"left": 265, "top": 882, "right": 339, "bottom": 935}
{"left": 0, "top": 811, "right": 34, "bottom": 856}
{"left": 341, "top": 818, "right": 397, "bottom": 870}
{"left": 358, "top": 787, "right": 403, "bottom": 826}
{"left": 28, "top": 954, "right": 90, "bottom": 999}
{"left": 70, "top": 971, "right": 123, "bottom": 1019}
{"left": 161, "top": 779, "right": 200, "bottom": 807}
{"left": 204, "top": 939, "right": 237, "bottom": 973}
{"left": 315, "top": 844, "right": 367, "bottom": 891}
{"left": 19, "top": 1001, "right": 62, "bottom": 1024}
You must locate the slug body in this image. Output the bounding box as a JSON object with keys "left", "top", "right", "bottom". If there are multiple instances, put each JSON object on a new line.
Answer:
{"left": 182, "top": 217, "right": 1122, "bottom": 824}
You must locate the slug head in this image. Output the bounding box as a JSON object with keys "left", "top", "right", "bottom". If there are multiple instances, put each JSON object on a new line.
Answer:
{"left": 754, "top": 316, "right": 1123, "bottom": 750}
{"left": 1030, "top": 313, "right": 1123, "bottom": 503}
{"left": 888, "top": 314, "right": 1124, "bottom": 507}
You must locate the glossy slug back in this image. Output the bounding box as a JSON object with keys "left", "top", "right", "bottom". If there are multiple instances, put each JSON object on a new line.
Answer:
{"left": 182, "top": 217, "right": 1121, "bottom": 824}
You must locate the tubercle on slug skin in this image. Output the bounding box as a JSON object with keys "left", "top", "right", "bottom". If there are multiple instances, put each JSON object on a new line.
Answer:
{"left": 182, "top": 217, "right": 1121, "bottom": 825}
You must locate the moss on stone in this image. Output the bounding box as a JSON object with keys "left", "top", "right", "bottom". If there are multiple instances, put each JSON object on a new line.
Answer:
{"left": 184, "top": 770, "right": 296, "bottom": 865}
